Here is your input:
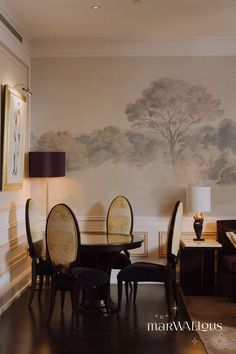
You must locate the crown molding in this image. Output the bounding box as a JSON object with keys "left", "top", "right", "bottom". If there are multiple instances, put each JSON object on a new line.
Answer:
{"left": 31, "top": 38, "right": 236, "bottom": 58}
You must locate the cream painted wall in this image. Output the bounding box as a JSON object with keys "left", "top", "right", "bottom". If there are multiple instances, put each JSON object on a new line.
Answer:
{"left": 0, "top": 40, "right": 31, "bottom": 314}
{"left": 31, "top": 56, "right": 236, "bottom": 279}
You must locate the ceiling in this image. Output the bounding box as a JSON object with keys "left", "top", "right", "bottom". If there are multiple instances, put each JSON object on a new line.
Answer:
{"left": 2, "top": 0, "right": 236, "bottom": 42}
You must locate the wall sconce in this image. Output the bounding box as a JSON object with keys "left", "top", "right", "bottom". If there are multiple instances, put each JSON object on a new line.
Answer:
{"left": 13, "top": 84, "right": 32, "bottom": 96}
{"left": 186, "top": 186, "right": 211, "bottom": 241}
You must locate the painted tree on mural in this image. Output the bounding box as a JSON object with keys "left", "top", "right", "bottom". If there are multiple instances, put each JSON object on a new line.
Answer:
{"left": 125, "top": 77, "right": 224, "bottom": 164}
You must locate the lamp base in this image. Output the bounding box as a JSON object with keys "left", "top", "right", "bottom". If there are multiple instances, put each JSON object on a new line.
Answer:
{"left": 193, "top": 238, "right": 205, "bottom": 241}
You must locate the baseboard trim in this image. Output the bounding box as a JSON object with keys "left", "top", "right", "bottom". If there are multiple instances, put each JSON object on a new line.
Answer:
{"left": 0, "top": 267, "right": 31, "bottom": 315}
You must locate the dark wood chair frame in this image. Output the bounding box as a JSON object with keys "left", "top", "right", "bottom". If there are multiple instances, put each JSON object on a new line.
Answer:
{"left": 25, "top": 198, "right": 52, "bottom": 308}
{"left": 46, "top": 203, "right": 110, "bottom": 328}
{"left": 117, "top": 201, "right": 183, "bottom": 315}
{"left": 107, "top": 195, "right": 134, "bottom": 296}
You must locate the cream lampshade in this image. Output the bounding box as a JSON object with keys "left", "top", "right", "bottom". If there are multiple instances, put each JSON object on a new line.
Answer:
{"left": 186, "top": 186, "right": 211, "bottom": 241}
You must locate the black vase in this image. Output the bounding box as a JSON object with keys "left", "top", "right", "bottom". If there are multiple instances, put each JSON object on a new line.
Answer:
{"left": 193, "top": 221, "right": 204, "bottom": 241}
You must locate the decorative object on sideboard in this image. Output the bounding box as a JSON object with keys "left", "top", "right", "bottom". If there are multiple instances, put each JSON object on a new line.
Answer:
{"left": 29, "top": 151, "right": 66, "bottom": 216}
{"left": 1, "top": 85, "right": 27, "bottom": 191}
{"left": 186, "top": 186, "right": 211, "bottom": 241}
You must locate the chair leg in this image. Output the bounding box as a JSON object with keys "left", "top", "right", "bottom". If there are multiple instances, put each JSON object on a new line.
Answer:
{"left": 71, "top": 281, "right": 80, "bottom": 329}
{"left": 38, "top": 274, "right": 44, "bottom": 302}
{"left": 28, "top": 263, "right": 37, "bottom": 308}
{"left": 117, "top": 280, "right": 123, "bottom": 311}
{"left": 164, "top": 279, "right": 171, "bottom": 318}
{"left": 61, "top": 290, "right": 65, "bottom": 311}
{"left": 171, "top": 270, "right": 178, "bottom": 307}
{"left": 125, "top": 282, "right": 129, "bottom": 300}
{"left": 129, "top": 281, "right": 133, "bottom": 292}
{"left": 133, "top": 281, "right": 138, "bottom": 304}
{"left": 47, "top": 278, "right": 57, "bottom": 326}
{"left": 170, "top": 269, "right": 179, "bottom": 322}
{"left": 104, "top": 283, "right": 111, "bottom": 314}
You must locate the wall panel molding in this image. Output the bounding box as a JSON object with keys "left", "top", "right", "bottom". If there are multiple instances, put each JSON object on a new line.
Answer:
{"left": 0, "top": 250, "right": 28, "bottom": 276}
{"left": 0, "top": 267, "right": 31, "bottom": 315}
{"left": 129, "top": 231, "right": 148, "bottom": 257}
{"left": 32, "top": 38, "right": 236, "bottom": 58}
{"left": 0, "top": 219, "right": 24, "bottom": 232}
{"left": 159, "top": 231, "right": 217, "bottom": 258}
{"left": 0, "top": 232, "right": 26, "bottom": 251}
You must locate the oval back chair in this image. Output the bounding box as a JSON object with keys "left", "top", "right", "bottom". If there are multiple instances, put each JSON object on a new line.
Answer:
{"left": 107, "top": 196, "right": 134, "bottom": 295}
{"left": 117, "top": 201, "right": 183, "bottom": 314}
{"left": 166, "top": 200, "right": 184, "bottom": 264}
{"left": 46, "top": 204, "right": 110, "bottom": 328}
{"left": 46, "top": 203, "right": 80, "bottom": 269}
{"left": 107, "top": 195, "right": 133, "bottom": 235}
{"left": 25, "top": 198, "right": 52, "bottom": 307}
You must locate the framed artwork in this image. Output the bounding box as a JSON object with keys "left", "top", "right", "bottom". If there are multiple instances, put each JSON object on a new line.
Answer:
{"left": 1, "top": 85, "right": 27, "bottom": 191}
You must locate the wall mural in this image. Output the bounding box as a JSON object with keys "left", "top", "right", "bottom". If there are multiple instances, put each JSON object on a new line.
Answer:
{"left": 32, "top": 77, "right": 236, "bottom": 185}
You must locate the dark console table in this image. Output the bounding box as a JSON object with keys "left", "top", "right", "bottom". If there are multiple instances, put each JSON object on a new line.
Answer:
{"left": 180, "top": 239, "right": 222, "bottom": 296}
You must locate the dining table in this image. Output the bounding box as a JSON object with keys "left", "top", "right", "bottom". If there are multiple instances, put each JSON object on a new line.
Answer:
{"left": 79, "top": 232, "right": 144, "bottom": 312}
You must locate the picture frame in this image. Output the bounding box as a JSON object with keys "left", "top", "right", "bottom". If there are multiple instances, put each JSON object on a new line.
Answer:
{"left": 1, "top": 85, "right": 27, "bottom": 191}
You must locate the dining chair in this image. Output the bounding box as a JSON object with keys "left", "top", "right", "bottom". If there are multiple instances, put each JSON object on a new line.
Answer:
{"left": 46, "top": 203, "right": 110, "bottom": 328}
{"left": 107, "top": 195, "right": 133, "bottom": 295}
{"left": 25, "top": 198, "right": 52, "bottom": 308}
{"left": 117, "top": 201, "right": 183, "bottom": 314}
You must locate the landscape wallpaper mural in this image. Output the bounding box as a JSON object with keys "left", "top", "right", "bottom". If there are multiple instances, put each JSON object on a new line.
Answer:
{"left": 31, "top": 57, "right": 236, "bottom": 216}
{"left": 32, "top": 77, "right": 235, "bottom": 185}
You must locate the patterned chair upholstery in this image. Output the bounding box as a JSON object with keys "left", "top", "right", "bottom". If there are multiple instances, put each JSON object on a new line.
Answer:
{"left": 117, "top": 201, "right": 183, "bottom": 314}
{"left": 46, "top": 204, "right": 110, "bottom": 328}
{"left": 25, "top": 199, "right": 52, "bottom": 307}
{"left": 107, "top": 196, "right": 133, "bottom": 235}
{"left": 107, "top": 196, "right": 133, "bottom": 294}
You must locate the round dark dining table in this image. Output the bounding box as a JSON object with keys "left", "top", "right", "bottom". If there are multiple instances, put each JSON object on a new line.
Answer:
{"left": 79, "top": 232, "right": 144, "bottom": 311}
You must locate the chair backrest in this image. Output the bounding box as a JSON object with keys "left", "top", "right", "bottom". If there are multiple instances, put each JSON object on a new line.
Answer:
{"left": 46, "top": 204, "right": 80, "bottom": 268}
{"left": 106, "top": 196, "right": 133, "bottom": 235}
{"left": 166, "top": 201, "right": 183, "bottom": 264}
{"left": 25, "top": 198, "right": 44, "bottom": 260}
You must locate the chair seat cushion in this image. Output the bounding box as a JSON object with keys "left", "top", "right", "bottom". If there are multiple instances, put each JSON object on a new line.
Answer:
{"left": 222, "top": 254, "right": 236, "bottom": 273}
{"left": 113, "top": 253, "right": 131, "bottom": 269}
{"left": 117, "top": 262, "right": 165, "bottom": 282}
{"left": 71, "top": 267, "right": 109, "bottom": 289}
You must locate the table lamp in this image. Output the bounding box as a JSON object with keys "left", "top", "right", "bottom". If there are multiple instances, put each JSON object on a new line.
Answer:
{"left": 186, "top": 186, "right": 211, "bottom": 241}
{"left": 29, "top": 151, "right": 66, "bottom": 215}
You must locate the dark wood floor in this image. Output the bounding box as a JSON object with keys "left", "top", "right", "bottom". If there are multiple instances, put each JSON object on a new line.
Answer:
{"left": 0, "top": 285, "right": 206, "bottom": 354}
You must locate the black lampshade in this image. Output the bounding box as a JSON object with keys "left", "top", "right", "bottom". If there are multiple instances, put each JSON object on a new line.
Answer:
{"left": 29, "top": 152, "right": 66, "bottom": 178}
